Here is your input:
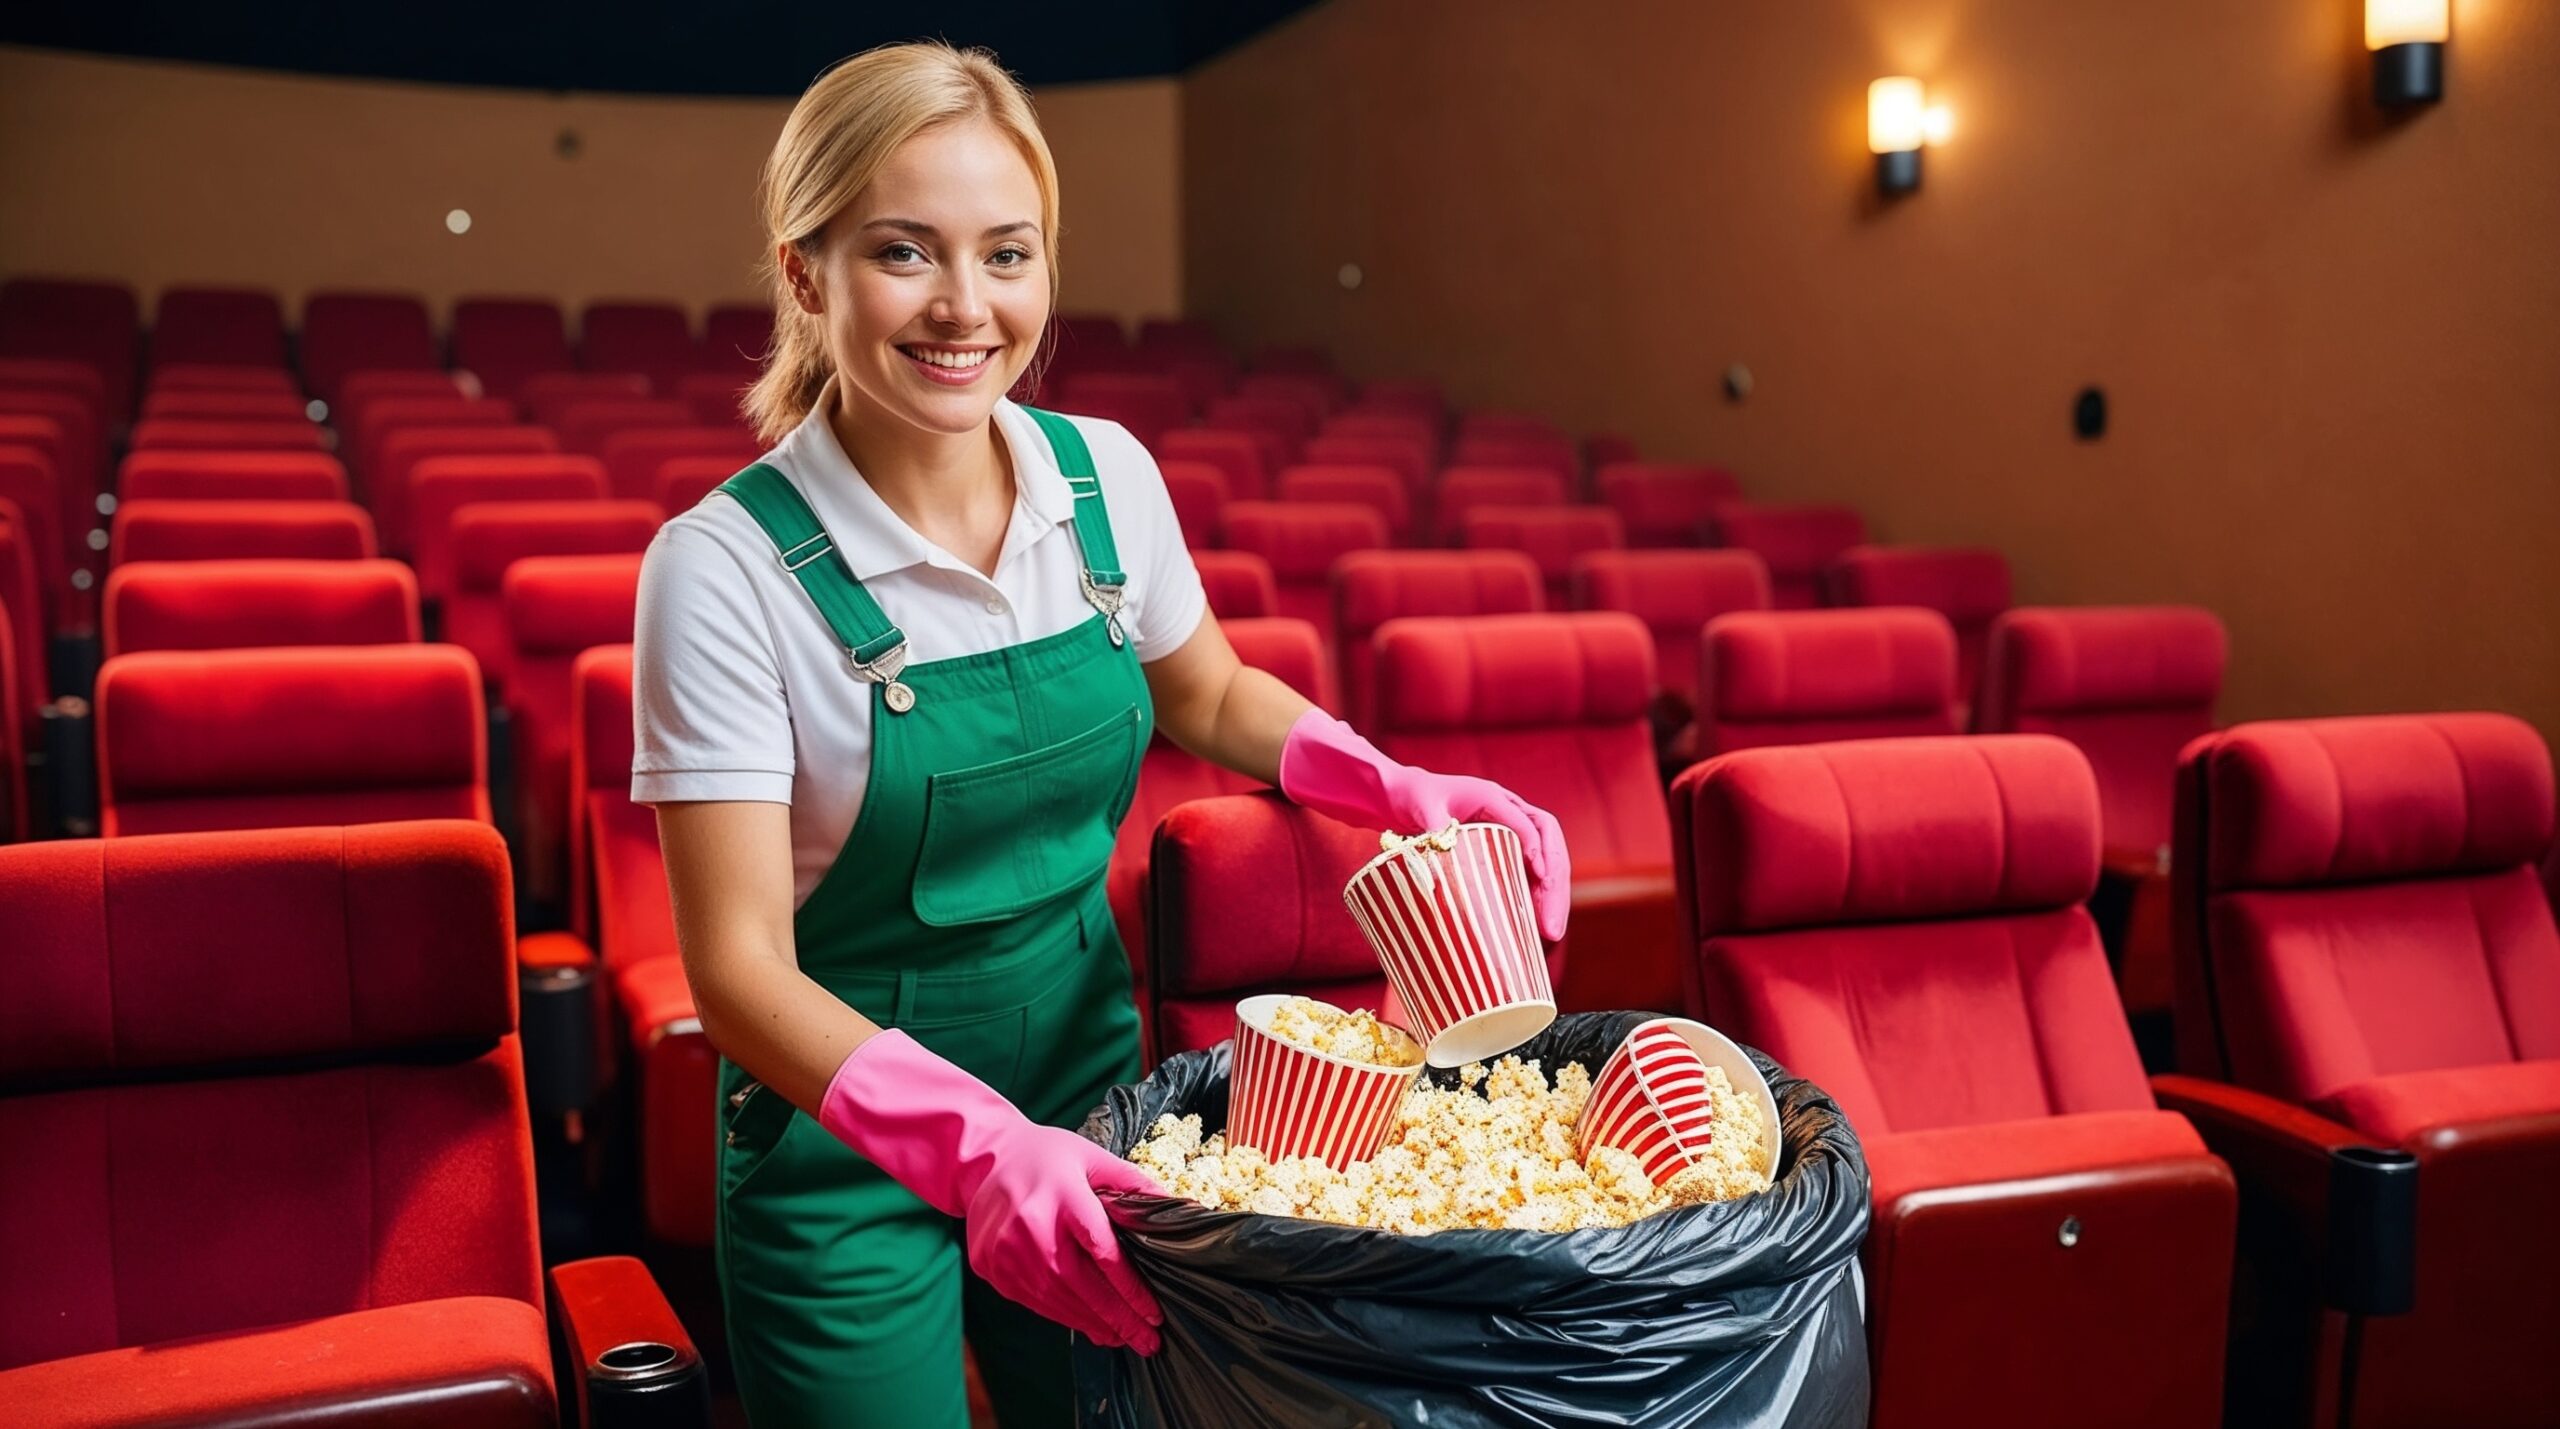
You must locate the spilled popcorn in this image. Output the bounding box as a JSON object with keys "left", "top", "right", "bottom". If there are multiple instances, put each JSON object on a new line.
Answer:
{"left": 1266, "top": 995, "right": 1422, "bottom": 1069}
{"left": 1129, "top": 1055, "right": 1772, "bottom": 1232}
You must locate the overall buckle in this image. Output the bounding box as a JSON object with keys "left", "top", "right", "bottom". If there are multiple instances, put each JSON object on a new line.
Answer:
{"left": 1080, "top": 569, "right": 1128, "bottom": 648}
{"left": 850, "top": 638, "right": 916, "bottom": 713}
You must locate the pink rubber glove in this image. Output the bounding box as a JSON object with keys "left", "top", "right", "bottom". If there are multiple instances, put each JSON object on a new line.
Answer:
{"left": 818, "top": 1029, "right": 1164, "bottom": 1355}
{"left": 1278, "top": 707, "right": 1572, "bottom": 941}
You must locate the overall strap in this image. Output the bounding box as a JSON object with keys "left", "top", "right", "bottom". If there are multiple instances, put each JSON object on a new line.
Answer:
{"left": 1022, "top": 406, "right": 1125, "bottom": 588}
{"left": 717, "top": 464, "right": 911, "bottom": 678}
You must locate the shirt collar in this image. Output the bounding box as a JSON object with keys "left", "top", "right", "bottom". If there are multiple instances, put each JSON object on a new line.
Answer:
{"left": 772, "top": 382, "right": 1076, "bottom": 582}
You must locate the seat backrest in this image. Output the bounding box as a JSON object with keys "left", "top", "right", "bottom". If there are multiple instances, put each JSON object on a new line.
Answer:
{"left": 1676, "top": 734, "right": 2149, "bottom": 1135}
{"left": 2172, "top": 713, "right": 2560, "bottom": 1102}
{"left": 1146, "top": 791, "right": 1395, "bottom": 1057}
{"left": 579, "top": 302, "right": 696, "bottom": 389}
{"left": 449, "top": 297, "right": 572, "bottom": 401}
{"left": 1698, "top": 608, "right": 1960, "bottom": 756}
{"left": 1190, "top": 549, "right": 1277, "bottom": 619}
{"left": 702, "top": 305, "right": 774, "bottom": 376}
{"left": 1220, "top": 501, "right": 1390, "bottom": 651}
{"left": 1333, "top": 549, "right": 1542, "bottom": 727}
{"left": 1053, "top": 375, "right": 1189, "bottom": 450}
{"left": 506, "top": 555, "right": 645, "bottom": 898}
{"left": 1301, "top": 434, "right": 1432, "bottom": 499}
{"left": 1461, "top": 505, "right": 1625, "bottom": 608}
{"left": 1433, "top": 466, "right": 1565, "bottom": 543}
{"left": 1150, "top": 427, "right": 1268, "bottom": 500}
{"left": 109, "top": 499, "right": 377, "bottom": 566}
{"left": 0, "top": 277, "right": 141, "bottom": 420}
{"left": 521, "top": 372, "right": 651, "bottom": 428}
{"left": 554, "top": 397, "right": 695, "bottom": 458}
{"left": 118, "top": 450, "right": 348, "bottom": 504}
{"left": 146, "top": 364, "right": 297, "bottom": 396}
{"left": 141, "top": 388, "right": 311, "bottom": 423}
{"left": 1112, "top": 616, "right": 1333, "bottom": 880}
{"left": 1826, "top": 545, "right": 2012, "bottom": 702}
{"left": 152, "top": 286, "right": 288, "bottom": 372}
{"left": 1278, "top": 463, "right": 1412, "bottom": 543}
{"left": 410, "top": 455, "right": 609, "bottom": 602}
{"left": 128, "top": 418, "right": 328, "bottom": 455}
{"left": 1594, "top": 461, "right": 1742, "bottom": 547}
{"left": 96, "top": 645, "right": 489, "bottom": 837}
{"left": 0, "top": 596, "right": 19, "bottom": 841}
{"left": 351, "top": 396, "right": 516, "bottom": 489}
{"left": 1371, "top": 611, "right": 1668, "bottom": 879}
{"left": 1975, "top": 605, "right": 2225, "bottom": 858}
{"left": 1710, "top": 502, "right": 1868, "bottom": 608}
{"left": 1571, "top": 549, "right": 1770, "bottom": 712}
{"left": 0, "top": 447, "right": 68, "bottom": 603}
{"left": 1448, "top": 433, "right": 1577, "bottom": 490}
{"left": 0, "top": 504, "right": 49, "bottom": 727}
{"left": 373, "top": 425, "right": 560, "bottom": 557}
{"left": 300, "top": 291, "right": 440, "bottom": 407}
{"left": 105, "top": 558, "right": 420, "bottom": 657}
{"left": 674, "top": 371, "right": 755, "bottom": 428}
{"left": 0, "top": 820, "right": 539, "bottom": 1368}
{"left": 1158, "top": 460, "right": 1228, "bottom": 547}
{"left": 1204, "top": 394, "right": 1312, "bottom": 460}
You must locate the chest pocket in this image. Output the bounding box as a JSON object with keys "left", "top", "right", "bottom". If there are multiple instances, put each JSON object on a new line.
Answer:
{"left": 911, "top": 705, "right": 1144, "bottom": 927}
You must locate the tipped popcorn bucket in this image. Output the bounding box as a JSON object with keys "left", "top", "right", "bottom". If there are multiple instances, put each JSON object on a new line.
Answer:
{"left": 1342, "top": 822, "right": 1556, "bottom": 1068}
{"left": 1578, "top": 1017, "right": 1784, "bottom": 1187}
{"left": 1228, "top": 995, "right": 1425, "bottom": 1168}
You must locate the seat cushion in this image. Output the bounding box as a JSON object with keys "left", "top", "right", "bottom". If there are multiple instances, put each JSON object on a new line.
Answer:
{"left": 2314, "top": 1059, "right": 2560, "bottom": 1145}
{"left": 1865, "top": 1108, "right": 2208, "bottom": 1212}
{"left": 0, "top": 1297, "right": 552, "bottom": 1429}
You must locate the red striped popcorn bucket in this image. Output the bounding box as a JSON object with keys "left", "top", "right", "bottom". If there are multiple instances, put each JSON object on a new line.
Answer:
{"left": 1342, "top": 821, "right": 1556, "bottom": 1068}
{"left": 1227, "top": 995, "right": 1424, "bottom": 1168}
{"left": 1578, "top": 1017, "right": 1783, "bottom": 1187}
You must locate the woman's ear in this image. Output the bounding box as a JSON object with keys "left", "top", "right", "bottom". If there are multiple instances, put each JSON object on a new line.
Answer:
{"left": 779, "top": 242, "right": 824, "bottom": 316}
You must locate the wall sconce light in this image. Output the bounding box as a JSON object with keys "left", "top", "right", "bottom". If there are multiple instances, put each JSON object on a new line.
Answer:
{"left": 2366, "top": 0, "right": 2447, "bottom": 108}
{"left": 1869, "top": 77, "right": 1949, "bottom": 196}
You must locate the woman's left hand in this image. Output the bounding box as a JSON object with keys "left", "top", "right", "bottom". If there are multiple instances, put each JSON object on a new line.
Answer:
{"left": 1278, "top": 710, "right": 1572, "bottom": 941}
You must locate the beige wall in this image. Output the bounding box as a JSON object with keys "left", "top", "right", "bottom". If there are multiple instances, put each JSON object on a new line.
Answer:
{"left": 1184, "top": 1, "right": 2560, "bottom": 744}
{"left": 0, "top": 45, "right": 1181, "bottom": 324}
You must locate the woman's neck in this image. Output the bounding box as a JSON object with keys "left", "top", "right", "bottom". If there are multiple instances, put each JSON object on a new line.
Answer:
{"left": 828, "top": 388, "right": 1016, "bottom": 577}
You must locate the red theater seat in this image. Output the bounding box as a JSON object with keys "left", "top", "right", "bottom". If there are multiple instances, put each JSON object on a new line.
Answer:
{"left": 1054, "top": 374, "right": 1190, "bottom": 449}
{"left": 1582, "top": 433, "right": 1640, "bottom": 469}
{"left": 1151, "top": 427, "right": 1269, "bottom": 500}
{"left": 151, "top": 364, "right": 299, "bottom": 395}
{"left": 1332, "top": 549, "right": 1542, "bottom": 727}
{"left": 0, "top": 358, "right": 108, "bottom": 435}
{"left": 1676, "top": 734, "right": 2236, "bottom": 1429}
{"left": 1371, "top": 613, "right": 1672, "bottom": 1012}
{"left": 503, "top": 554, "right": 644, "bottom": 905}
{"left": 653, "top": 457, "right": 743, "bottom": 518}
{"left": 1711, "top": 502, "right": 1867, "bottom": 609}
{"left": 2167, "top": 713, "right": 2560, "bottom": 1429}
{"left": 0, "top": 599, "right": 19, "bottom": 842}
{"left": 522, "top": 371, "right": 651, "bottom": 427}
{"left": 0, "top": 821, "right": 703, "bottom": 1423}
{"left": 1158, "top": 460, "right": 1228, "bottom": 547}
{"left": 335, "top": 373, "right": 472, "bottom": 455}
{"left": 127, "top": 417, "right": 328, "bottom": 454}
{"left": 138, "top": 387, "right": 310, "bottom": 422}
{"left": 1146, "top": 792, "right": 1399, "bottom": 1059}
{"left": 1302, "top": 433, "right": 1433, "bottom": 501}
{"left": 300, "top": 291, "right": 441, "bottom": 408}
{"left": 599, "top": 425, "right": 759, "bottom": 503}
{"left": 673, "top": 371, "right": 755, "bottom": 429}
{"left": 555, "top": 397, "right": 695, "bottom": 457}
{"left": 95, "top": 645, "right": 488, "bottom": 836}
{"left": 350, "top": 395, "right": 517, "bottom": 498}
{"left": 1204, "top": 394, "right": 1312, "bottom": 457}
{"left": 373, "top": 424, "right": 560, "bottom": 557}
{"left": 1354, "top": 378, "right": 1443, "bottom": 425}
{"left": 151, "top": 285, "right": 288, "bottom": 372}
{"left": 1828, "top": 545, "right": 2012, "bottom": 708}
{"left": 0, "top": 277, "right": 140, "bottom": 421}
{"left": 451, "top": 297, "right": 573, "bottom": 401}
{"left": 0, "top": 450, "right": 69, "bottom": 616}
{"left": 1447, "top": 433, "right": 1577, "bottom": 491}
{"left": 702, "top": 304, "right": 774, "bottom": 376}
{"left": 1222, "top": 502, "right": 1389, "bottom": 662}
{"left": 104, "top": 559, "right": 420, "bottom": 657}
{"left": 0, "top": 407, "right": 100, "bottom": 539}
{"left": 1571, "top": 549, "right": 1771, "bottom": 759}
{"left": 1975, "top": 605, "right": 2224, "bottom": 1017}
{"left": 1461, "top": 505, "right": 1625, "bottom": 608}
{"left": 117, "top": 449, "right": 349, "bottom": 503}
{"left": 1235, "top": 371, "right": 1345, "bottom": 423}
{"left": 1278, "top": 463, "right": 1413, "bottom": 543}
{"left": 1697, "top": 608, "right": 1959, "bottom": 756}
{"left": 445, "top": 502, "right": 661, "bottom": 690}
{"left": 1191, "top": 549, "right": 1278, "bottom": 619}
{"left": 0, "top": 507, "right": 49, "bottom": 737}
{"left": 1108, "top": 617, "right": 1332, "bottom": 1052}
{"left": 110, "top": 499, "right": 377, "bottom": 566}
{"left": 1596, "top": 461, "right": 1742, "bottom": 547}
{"left": 580, "top": 302, "right": 696, "bottom": 391}
{"left": 1322, "top": 411, "right": 1440, "bottom": 460}
{"left": 410, "top": 454, "right": 610, "bottom": 604}
{"left": 1433, "top": 466, "right": 1565, "bottom": 544}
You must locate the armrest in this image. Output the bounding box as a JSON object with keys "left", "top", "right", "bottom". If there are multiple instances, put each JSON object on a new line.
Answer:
{"left": 519, "top": 930, "right": 600, "bottom": 1119}
{"left": 2150, "top": 1073, "right": 2369, "bottom": 1222}
{"left": 38, "top": 694, "right": 94, "bottom": 837}
{"left": 549, "top": 1255, "right": 712, "bottom": 1429}
{"left": 2101, "top": 844, "right": 2167, "bottom": 881}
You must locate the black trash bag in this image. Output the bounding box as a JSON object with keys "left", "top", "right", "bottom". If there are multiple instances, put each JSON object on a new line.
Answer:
{"left": 1072, "top": 1012, "right": 1871, "bottom": 1429}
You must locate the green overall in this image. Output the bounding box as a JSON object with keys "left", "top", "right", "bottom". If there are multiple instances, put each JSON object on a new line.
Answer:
{"left": 712, "top": 409, "right": 1149, "bottom": 1429}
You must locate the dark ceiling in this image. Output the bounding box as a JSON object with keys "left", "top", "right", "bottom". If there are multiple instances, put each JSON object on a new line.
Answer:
{"left": 0, "top": 1, "right": 1321, "bottom": 94}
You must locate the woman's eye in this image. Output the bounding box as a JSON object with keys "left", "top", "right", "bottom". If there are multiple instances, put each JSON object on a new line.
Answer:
{"left": 989, "top": 247, "right": 1032, "bottom": 268}
{"left": 880, "top": 242, "right": 926, "bottom": 264}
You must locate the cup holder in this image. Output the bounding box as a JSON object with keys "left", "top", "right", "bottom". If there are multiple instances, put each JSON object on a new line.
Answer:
{"left": 595, "top": 1341, "right": 684, "bottom": 1379}
{"left": 2325, "top": 1145, "right": 2418, "bottom": 1317}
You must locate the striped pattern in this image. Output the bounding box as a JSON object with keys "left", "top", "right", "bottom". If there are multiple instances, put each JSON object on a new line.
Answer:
{"left": 1342, "top": 822, "right": 1553, "bottom": 1067}
{"left": 1227, "top": 995, "right": 1421, "bottom": 1169}
{"left": 1579, "top": 1019, "right": 1720, "bottom": 1186}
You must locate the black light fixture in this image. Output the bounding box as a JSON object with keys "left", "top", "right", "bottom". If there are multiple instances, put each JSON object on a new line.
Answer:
{"left": 2367, "top": 0, "right": 2448, "bottom": 108}
{"left": 1867, "top": 77, "right": 1949, "bottom": 197}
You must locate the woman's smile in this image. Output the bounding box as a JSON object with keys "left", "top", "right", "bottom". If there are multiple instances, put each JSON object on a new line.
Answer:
{"left": 896, "top": 342, "right": 1001, "bottom": 386}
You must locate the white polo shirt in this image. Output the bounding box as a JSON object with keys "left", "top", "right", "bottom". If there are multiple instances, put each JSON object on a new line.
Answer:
{"left": 631, "top": 387, "right": 1208, "bottom": 907}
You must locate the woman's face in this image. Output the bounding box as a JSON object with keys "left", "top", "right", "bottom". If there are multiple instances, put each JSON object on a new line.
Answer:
{"left": 790, "top": 118, "right": 1051, "bottom": 440}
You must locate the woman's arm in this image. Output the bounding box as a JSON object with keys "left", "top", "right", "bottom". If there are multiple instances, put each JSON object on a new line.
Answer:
{"left": 656, "top": 799, "right": 883, "bottom": 1113}
{"left": 1141, "top": 611, "right": 1311, "bottom": 784}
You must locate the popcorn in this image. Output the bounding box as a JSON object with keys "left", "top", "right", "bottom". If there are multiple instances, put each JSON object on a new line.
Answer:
{"left": 1129, "top": 1053, "right": 1772, "bottom": 1233}
{"left": 1265, "top": 995, "right": 1422, "bottom": 1069}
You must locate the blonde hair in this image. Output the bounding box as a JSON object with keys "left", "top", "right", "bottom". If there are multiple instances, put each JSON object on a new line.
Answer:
{"left": 745, "top": 42, "right": 1060, "bottom": 442}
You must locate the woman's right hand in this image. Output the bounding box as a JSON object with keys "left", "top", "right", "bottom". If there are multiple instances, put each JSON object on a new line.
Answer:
{"left": 818, "top": 1029, "right": 1165, "bottom": 1354}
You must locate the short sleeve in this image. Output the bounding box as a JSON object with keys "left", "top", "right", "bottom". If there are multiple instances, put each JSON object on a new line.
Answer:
{"left": 1084, "top": 419, "right": 1208, "bottom": 663}
{"left": 630, "top": 518, "right": 797, "bottom": 805}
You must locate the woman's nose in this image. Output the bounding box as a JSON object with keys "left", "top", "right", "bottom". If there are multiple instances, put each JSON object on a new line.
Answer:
{"left": 929, "top": 266, "right": 991, "bottom": 330}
